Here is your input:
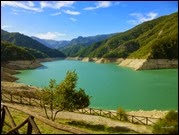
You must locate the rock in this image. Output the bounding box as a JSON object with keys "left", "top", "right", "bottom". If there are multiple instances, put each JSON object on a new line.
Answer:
{"left": 82, "top": 57, "right": 94, "bottom": 62}
{"left": 3, "top": 60, "right": 42, "bottom": 70}
{"left": 95, "top": 58, "right": 124, "bottom": 64}
{"left": 119, "top": 59, "right": 178, "bottom": 70}
{"left": 65, "top": 57, "right": 83, "bottom": 60}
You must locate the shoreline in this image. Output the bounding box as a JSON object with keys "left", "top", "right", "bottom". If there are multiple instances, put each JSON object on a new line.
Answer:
{"left": 2, "top": 57, "right": 178, "bottom": 72}
{"left": 65, "top": 57, "right": 178, "bottom": 70}
{"left": 119, "top": 59, "right": 178, "bottom": 70}
{"left": 1, "top": 57, "right": 65, "bottom": 82}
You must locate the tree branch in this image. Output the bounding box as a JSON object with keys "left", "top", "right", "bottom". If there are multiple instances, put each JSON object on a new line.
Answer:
{"left": 52, "top": 108, "right": 65, "bottom": 121}
{"left": 43, "top": 105, "right": 49, "bottom": 119}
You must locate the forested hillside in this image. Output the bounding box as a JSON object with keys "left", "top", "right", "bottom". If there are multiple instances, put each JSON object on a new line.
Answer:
{"left": 65, "top": 12, "right": 178, "bottom": 59}
{"left": 1, "top": 30, "right": 66, "bottom": 58}
{"left": 1, "top": 41, "right": 48, "bottom": 61}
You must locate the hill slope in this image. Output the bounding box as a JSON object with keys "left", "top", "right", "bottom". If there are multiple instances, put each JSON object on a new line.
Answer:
{"left": 1, "top": 30, "right": 66, "bottom": 58}
{"left": 1, "top": 41, "right": 49, "bottom": 62}
{"left": 70, "top": 12, "right": 178, "bottom": 59}
{"left": 59, "top": 33, "right": 117, "bottom": 56}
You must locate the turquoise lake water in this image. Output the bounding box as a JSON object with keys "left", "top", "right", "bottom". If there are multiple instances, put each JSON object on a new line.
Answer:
{"left": 15, "top": 60, "right": 178, "bottom": 111}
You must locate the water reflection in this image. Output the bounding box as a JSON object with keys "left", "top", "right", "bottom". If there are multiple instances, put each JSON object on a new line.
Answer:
{"left": 37, "top": 65, "right": 48, "bottom": 70}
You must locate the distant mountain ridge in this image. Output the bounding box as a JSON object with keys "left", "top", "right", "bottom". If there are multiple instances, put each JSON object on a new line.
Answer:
{"left": 1, "top": 29, "right": 65, "bottom": 58}
{"left": 63, "top": 12, "right": 178, "bottom": 59}
{"left": 31, "top": 36, "right": 69, "bottom": 49}
{"left": 32, "top": 33, "right": 116, "bottom": 50}
{"left": 69, "top": 34, "right": 117, "bottom": 47}
{"left": 59, "top": 33, "right": 117, "bottom": 56}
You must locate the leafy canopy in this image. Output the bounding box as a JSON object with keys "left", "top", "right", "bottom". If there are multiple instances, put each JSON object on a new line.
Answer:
{"left": 40, "top": 70, "right": 90, "bottom": 121}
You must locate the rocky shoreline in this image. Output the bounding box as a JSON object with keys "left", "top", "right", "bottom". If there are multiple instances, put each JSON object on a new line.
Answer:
{"left": 119, "top": 59, "right": 178, "bottom": 70}
{"left": 67, "top": 57, "right": 124, "bottom": 64}
{"left": 1, "top": 57, "right": 64, "bottom": 82}
{"left": 66, "top": 57, "right": 178, "bottom": 70}
{"left": 1, "top": 57, "right": 178, "bottom": 82}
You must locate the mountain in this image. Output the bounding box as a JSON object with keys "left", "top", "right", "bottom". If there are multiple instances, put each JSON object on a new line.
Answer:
{"left": 1, "top": 41, "right": 49, "bottom": 62}
{"left": 59, "top": 33, "right": 117, "bottom": 56}
{"left": 31, "top": 36, "right": 69, "bottom": 49}
{"left": 72, "top": 12, "right": 178, "bottom": 59}
{"left": 1, "top": 29, "right": 65, "bottom": 58}
{"left": 69, "top": 34, "right": 117, "bottom": 46}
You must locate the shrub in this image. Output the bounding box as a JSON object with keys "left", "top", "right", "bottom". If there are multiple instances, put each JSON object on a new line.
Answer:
{"left": 153, "top": 110, "right": 178, "bottom": 134}
{"left": 117, "top": 107, "right": 128, "bottom": 121}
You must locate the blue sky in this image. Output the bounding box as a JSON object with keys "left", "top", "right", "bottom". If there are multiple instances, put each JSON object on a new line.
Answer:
{"left": 1, "top": 1, "right": 178, "bottom": 41}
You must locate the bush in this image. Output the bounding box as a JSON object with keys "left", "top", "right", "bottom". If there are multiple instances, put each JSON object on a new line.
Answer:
{"left": 117, "top": 107, "right": 128, "bottom": 121}
{"left": 153, "top": 110, "right": 178, "bottom": 134}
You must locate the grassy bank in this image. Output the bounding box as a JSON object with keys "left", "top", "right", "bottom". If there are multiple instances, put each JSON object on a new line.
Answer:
{"left": 2, "top": 107, "right": 138, "bottom": 134}
{"left": 2, "top": 108, "right": 69, "bottom": 134}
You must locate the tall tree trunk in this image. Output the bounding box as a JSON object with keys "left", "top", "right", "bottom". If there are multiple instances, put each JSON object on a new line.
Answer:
{"left": 50, "top": 105, "right": 53, "bottom": 120}
{"left": 52, "top": 108, "right": 64, "bottom": 121}
{"left": 43, "top": 105, "right": 49, "bottom": 119}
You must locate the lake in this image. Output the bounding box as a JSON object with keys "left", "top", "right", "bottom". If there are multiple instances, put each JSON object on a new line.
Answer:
{"left": 15, "top": 60, "right": 178, "bottom": 111}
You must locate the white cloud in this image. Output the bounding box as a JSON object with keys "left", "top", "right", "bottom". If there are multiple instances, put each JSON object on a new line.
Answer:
{"left": 11, "top": 12, "right": 18, "bottom": 15}
{"left": 40, "top": 1, "right": 75, "bottom": 9}
{"left": 69, "top": 17, "right": 77, "bottom": 22}
{"left": 35, "top": 32, "right": 66, "bottom": 40}
{"left": 11, "top": 9, "right": 36, "bottom": 14}
{"left": 50, "top": 12, "right": 61, "bottom": 16}
{"left": 2, "top": 25, "right": 12, "bottom": 29}
{"left": 28, "top": 1, "right": 34, "bottom": 7}
{"left": 1, "top": 1, "right": 77, "bottom": 15}
{"left": 1, "top": 1, "right": 42, "bottom": 12}
{"left": 63, "top": 9, "right": 80, "bottom": 15}
{"left": 97, "top": 1, "right": 112, "bottom": 8}
{"left": 146, "top": 12, "right": 158, "bottom": 21}
{"left": 84, "top": 1, "right": 112, "bottom": 10}
{"left": 126, "top": 20, "right": 138, "bottom": 25}
{"left": 128, "top": 12, "right": 158, "bottom": 25}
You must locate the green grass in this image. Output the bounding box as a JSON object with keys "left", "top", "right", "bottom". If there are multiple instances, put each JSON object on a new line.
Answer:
{"left": 2, "top": 108, "right": 70, "bottom": 134}
{"left": 2, "top": 107, "right": 138, "bottom": 134}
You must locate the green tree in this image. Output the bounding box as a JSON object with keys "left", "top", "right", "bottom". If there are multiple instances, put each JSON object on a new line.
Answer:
{"left": 40, "top": 71, "right": 90, "bottom": 121}
{"left": 153, "top": 110, "right": 178, "bottom": 134}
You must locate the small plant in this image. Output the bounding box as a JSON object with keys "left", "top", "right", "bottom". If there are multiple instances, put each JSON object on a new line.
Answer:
{"left": 153, "top": 110, "right": 178, "bottom": 134}
{"left": 117, "top": 107, "right": 128, "bottom": 121}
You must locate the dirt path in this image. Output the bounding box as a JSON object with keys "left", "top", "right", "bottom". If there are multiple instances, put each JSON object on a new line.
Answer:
{"left": 4, "top": 102, "right": 153, "bottom": 134}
